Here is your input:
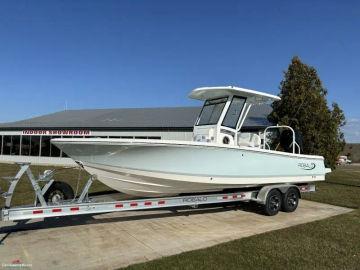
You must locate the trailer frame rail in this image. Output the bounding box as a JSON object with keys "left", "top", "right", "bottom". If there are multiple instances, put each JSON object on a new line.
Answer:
{"left": 1, "top": 163, "right": 316, "bottom": 221}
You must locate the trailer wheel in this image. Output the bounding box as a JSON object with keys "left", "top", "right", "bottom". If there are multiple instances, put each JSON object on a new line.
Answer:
{"left": 264, "top": 189, "right": 282, "bottom": 216}
{"left": 44, "top": 181, "right": 74, "bottom": 204}
{"left": 281, "top": 187, "right": 299, "bottom": 212}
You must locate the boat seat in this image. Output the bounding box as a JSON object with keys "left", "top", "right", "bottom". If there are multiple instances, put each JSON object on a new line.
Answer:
{"left": 238, "top": 133, "right": 261, "bottom": 148}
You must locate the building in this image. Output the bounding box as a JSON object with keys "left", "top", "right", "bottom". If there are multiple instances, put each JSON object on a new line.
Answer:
{"left": 0, "top": 105, "right": 272, "bottom": 165}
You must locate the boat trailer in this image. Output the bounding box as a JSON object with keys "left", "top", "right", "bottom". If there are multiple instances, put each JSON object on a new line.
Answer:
{"left": 1, "top": 163, "right": 316, "bottom": 221}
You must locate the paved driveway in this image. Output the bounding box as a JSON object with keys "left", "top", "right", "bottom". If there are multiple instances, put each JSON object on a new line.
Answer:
{"left": 0, "top": 200, "right": 352, "bottom": 270}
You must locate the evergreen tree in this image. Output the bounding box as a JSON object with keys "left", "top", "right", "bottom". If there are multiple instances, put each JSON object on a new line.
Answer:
{"left": 269, "top": 56, "right": 345, "bottom": 168}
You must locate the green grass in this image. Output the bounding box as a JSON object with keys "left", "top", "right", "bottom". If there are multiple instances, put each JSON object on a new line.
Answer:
{"left": 125, "top": 210, "right": 360, "bottom": 270}
{"left": 0, "top": 163, "right": 111, "bottom": 208}
{"left": 301, "top": 165, "right": 360, "bottom": 209}
{"left": 124, "top": 165, "right": 360, "bottom": 270}
{"left": 1, "top": 163, "right": 359, "bottom": 269}
{"left": 326, "top": 164, "right": 360, "bottom": 186}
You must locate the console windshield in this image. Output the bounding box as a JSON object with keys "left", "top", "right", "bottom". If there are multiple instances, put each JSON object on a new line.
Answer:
{"left": 196, "top": 97, "right": 228, "bottom": 126}
{"left": 222, "top": 96, "right": 246, "bottom": 129}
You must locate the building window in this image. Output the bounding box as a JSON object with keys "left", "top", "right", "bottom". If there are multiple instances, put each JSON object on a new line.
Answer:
{"left": 134, "top": 136, "right": 161, "bottom": 140}
{"left": 0, "top": 134, "right": 164, "bottom": 157}
{"left": 41, "top": 136, "right": 51, "bottom": 156}
{"left": 3, "top": 136, "right": 12, "bottom": 155}
{"left": 21, "top": 136, "right": 31, "bottom": 156}
{"left": 51, "top": 136, "right": 61, "bottom": 157}
{"left": 0, "top": 136, "right": 21, "bottom": 155}
{"left": 56, "top": 136, "right": 68, "bottom": 157}
{"left": 12, "top": 136, "right": 21, "bottom": 155}
{"left": 148, "top": 136, "right": 161, "bottom": 140}
{"left": 30, "top": 136, "right": 40, "bottom": 156}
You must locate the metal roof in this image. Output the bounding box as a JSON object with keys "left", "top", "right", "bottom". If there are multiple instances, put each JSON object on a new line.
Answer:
{"left": 0, "top": 105, "right": 272, "bottom": 131}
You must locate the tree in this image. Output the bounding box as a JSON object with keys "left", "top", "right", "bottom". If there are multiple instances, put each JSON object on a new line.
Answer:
{"left": 269, "top": 56, "right": 346, "bottom": 168}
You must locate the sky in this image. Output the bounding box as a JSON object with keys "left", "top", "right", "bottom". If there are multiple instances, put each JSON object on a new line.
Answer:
{"left": 0, "top": 0, "right": 359, "bottom": 142}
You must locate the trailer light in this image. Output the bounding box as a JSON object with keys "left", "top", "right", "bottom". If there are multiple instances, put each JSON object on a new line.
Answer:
{"left": 144, "top": 201, "right": 152, "bottom": 206}
{"left": 115, "top": 203, "right": 123, "bottom": 208}
{"left": 130, "top": 202, "right": 138, "bottom": 207}
{"left": 70, "top": 207, "right": 79, "bottom": 211}
{"left": 158, "top": 200, "right": 165, "bottom": 205}
{"left": 52, "top": 208, "right": 62, "bottom": 213}
{"left": 232, "top": 195, "right": 238, "bottom": 199}
{"left": 222, "top": 196, "right": 228, "bottom": 200}
{"left": 33, "top": 210, "right": 43, "bottom": 214}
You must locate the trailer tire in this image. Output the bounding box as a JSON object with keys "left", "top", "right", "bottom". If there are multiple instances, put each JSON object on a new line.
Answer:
{"left": 281, "top": 187, "right": 299, "bottom": 213}
{"left": 264, "top": 189, "right": 282, "bottom": 216}
{"left": 44, "top": 181, "right": 74, "bottom": 204}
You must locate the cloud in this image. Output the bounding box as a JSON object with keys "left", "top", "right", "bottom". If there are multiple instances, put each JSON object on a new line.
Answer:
{"left": 347, "top": 118, "right": 360, "bottom": 123}
{"left": 342, "top": 118, "right": 360, "bottom": 143}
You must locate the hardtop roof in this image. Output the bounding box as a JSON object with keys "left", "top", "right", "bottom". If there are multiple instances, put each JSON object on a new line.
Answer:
{"left": 189, "top": 86, "right": 280, "bottom": 104}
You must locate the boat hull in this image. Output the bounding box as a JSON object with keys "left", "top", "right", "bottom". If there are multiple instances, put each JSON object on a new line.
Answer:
{"left": 52, "top": 139, "right": 327, "bottom": 197}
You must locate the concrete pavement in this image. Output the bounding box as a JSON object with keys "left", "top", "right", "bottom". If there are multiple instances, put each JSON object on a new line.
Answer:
{"left": 0, "top": 200, "right": 352, "bottom": 270}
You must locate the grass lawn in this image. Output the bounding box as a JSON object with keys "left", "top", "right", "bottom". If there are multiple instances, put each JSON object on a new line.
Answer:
{"left": 0, "top": 163, "right": 359, "bottom": 269}
{"left": 0, "top": 163, "right": 110, "bottom": 208}
{"left": 301, "top": 164, "right": 360, "bottom": 209}
{"left": 124, "top": 165, "right": 360, "bottom": 270}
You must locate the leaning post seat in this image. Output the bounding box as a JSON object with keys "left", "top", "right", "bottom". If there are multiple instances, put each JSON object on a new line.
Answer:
{"left": 237, "top": 133, "right": 261, "bottom": 148}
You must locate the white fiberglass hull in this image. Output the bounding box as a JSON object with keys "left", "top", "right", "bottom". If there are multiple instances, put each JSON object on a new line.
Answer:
{"left": 52, "top": 139, "right": 328, "bottom": 197}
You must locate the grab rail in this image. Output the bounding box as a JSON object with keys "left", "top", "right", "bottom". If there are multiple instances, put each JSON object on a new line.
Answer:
{"left": 263, "top": 125, "right": 300, "bottom": 154}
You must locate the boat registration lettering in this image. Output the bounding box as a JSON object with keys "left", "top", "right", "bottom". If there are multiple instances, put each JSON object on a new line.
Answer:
{"left": 182, "top": 196, "right": 208, "bottom": 203}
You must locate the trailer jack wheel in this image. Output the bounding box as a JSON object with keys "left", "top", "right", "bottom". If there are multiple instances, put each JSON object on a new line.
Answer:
{"left": 43, "top": 181, "right": 74, "bottom": 204}
{"left": 264, "top": 189, "right": 282, "bottom": 216}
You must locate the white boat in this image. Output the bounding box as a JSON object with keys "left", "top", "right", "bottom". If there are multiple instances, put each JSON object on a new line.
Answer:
{"left": 52, "top": 86, "right": 330, "bottom": 197}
